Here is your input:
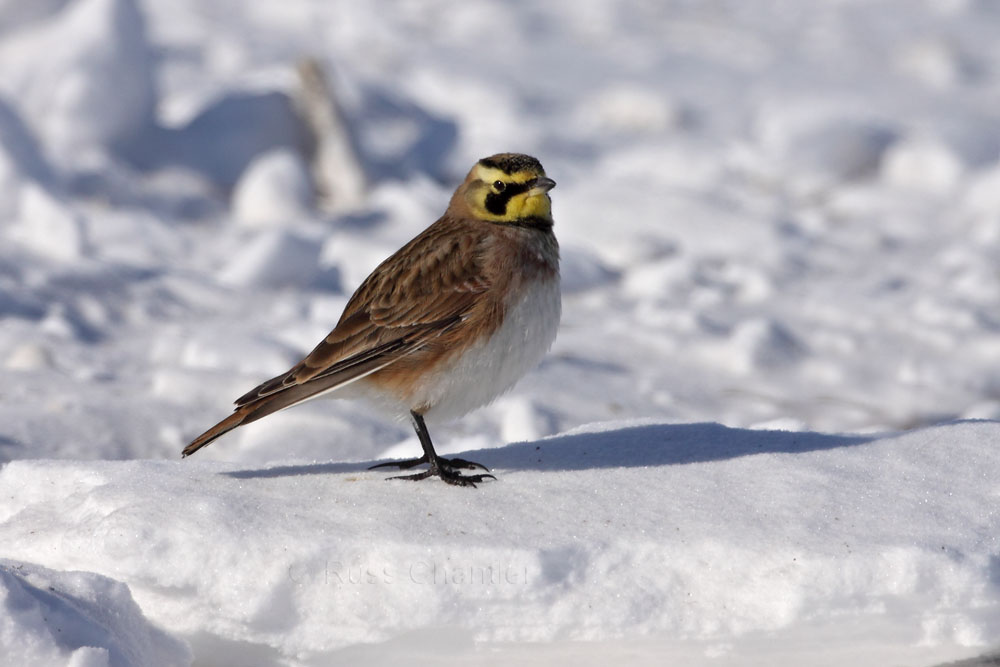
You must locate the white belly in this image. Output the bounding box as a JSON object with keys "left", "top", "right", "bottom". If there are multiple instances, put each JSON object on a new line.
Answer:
{"left": 409, "top": 275, "right": 561, "bottom": 422}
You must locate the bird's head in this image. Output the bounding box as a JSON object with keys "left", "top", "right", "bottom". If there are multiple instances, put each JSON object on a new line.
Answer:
{"left": 454, "top": 153, "right": 556, "bottom": 227}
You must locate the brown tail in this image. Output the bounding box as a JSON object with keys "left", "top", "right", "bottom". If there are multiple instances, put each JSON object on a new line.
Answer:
{"left": 181, "top": 371, "right": 355, "bottom": 457}
{"left": 182, "top": 405, "right": 257, "bottom": 457}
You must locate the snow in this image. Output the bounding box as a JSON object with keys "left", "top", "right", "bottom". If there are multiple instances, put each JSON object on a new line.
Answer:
{"left": 1, "top": 422, "right": 998, "bottom": 665}
{"left": 0, "top": 560, "right": 190, "bottom": 666}
{"left": 0, "top": 0, "right": 155, "bottom": 161}
{"left": 1, "top": 0, "right": 999, "bottom": 664}
{"left": 231, "top": 149, "right": 315, "bottom": 228}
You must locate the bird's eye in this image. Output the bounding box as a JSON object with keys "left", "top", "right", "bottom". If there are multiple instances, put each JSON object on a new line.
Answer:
{"left": 493, "top": 180, "right": 506, "bottom": 193}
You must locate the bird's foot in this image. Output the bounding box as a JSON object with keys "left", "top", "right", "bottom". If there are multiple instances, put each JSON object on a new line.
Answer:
{"left": 369, "top": 455, "right": 490, "bottom": 472}
{"left": 379, "top": 457, "right": 496, "bottom": 488}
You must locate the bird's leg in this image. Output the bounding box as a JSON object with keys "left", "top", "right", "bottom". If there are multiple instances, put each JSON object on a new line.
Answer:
{"left": 375, "top": 411, "right": 495, "bottom": 487}
{"left": 367, "top": 409, "right": 431, "bottom": 470}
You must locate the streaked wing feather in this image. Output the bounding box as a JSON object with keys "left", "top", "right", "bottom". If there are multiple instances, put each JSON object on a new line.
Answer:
{"left": 234, "top": 216, "right": 490, "bottom": 409}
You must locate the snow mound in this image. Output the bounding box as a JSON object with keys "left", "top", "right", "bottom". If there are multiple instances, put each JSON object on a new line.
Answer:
{"left": 0, "top": 97, "right": 54, "bottom": 202}
{"left": 6, "top": 184, "right": 88, "bottom": 260}
{"left": 231, "top": 148, "right": 315, "bottom": 228}
{"left": 1, "top": 420, "right": 997, "bottom": 663}
{"left": 754, "top": 106, "right": 898, "bottom": 187}
{"left": 218, "top": 229, "right": 338, "bottom": 290}
{"left": 881, "top": 136, "right": 965, "bottom": 194}
{"left": 0, "top": 0, "right": 156, "bottom": 161}
{"left": 0, "top": 560, "right": 190, "bottom": 667}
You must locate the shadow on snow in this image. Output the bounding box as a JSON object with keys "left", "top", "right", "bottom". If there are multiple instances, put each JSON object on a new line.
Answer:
{"left": 225, "top": 422, "right": 877, "bottom": 480}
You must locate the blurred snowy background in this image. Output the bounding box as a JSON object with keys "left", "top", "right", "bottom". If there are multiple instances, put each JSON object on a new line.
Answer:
{"left": 1, "top": 0, "right": 1000, "bottom": 664}
{"left": 2, "top": 0, "right": 999, "bottom": 462}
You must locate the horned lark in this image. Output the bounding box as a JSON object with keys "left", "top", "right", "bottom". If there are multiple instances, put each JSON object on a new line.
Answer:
{"left": 183, "top": 153, "right": 560, "bottom": 487}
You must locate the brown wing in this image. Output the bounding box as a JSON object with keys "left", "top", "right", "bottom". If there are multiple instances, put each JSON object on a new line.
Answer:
{"left": 182, "top": 216, "right": 490, "bottom": 457}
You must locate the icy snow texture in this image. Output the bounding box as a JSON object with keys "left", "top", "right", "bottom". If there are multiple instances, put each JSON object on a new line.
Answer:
{"left": 0, "top": 0, "right": 155, "bottom": 160}
{"left": 231, "top": 149, "right": 315, "bottom": 227}
{"left": 1, "top": 422, "right": 999, "bottom": 665}
{"left": 0, "top": 560, "right": 190, "bottom": 666}
{"left": 1, "top": 0, "right": 1000, "bottom": 664}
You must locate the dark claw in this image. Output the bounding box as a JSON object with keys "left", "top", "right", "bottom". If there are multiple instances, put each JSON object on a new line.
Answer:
{"left": 440, "top": 457, "right": 490, "bottom": 472}
{"left": 368, "top": 456, "right": 428, "bottom": 470}
{"left": 369, "top": 455, "right": 489, "bottom": 473}
{"left": 436, "top": 468, "right": 496, "bottom": 487}
{"left": 387, "top": 469, "right": 496, "bottom": 488}
{"left": 386, "top": 470, "right": 434, "bottom": 482}
{"left": 461, "top": 474, "right": 497, "bottom": 485}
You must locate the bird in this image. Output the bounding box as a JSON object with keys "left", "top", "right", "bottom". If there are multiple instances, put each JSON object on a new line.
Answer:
{"left": 182, "top": 153, "right": 560, "bottom": 487}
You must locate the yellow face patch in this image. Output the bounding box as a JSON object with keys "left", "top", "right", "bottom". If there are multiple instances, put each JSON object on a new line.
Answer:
{"left": 465, "top": 164, "right": 553, "bottom": 224}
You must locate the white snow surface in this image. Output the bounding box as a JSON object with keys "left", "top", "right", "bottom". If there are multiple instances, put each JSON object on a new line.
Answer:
{"left": 2, "top": 422, "right": 999, "bottom": 666}
{"left": 1, "top": 0, "right": 1000, "bottom": 664}
{"left": 0, "top": 559, "right": 189, "bottom": 666}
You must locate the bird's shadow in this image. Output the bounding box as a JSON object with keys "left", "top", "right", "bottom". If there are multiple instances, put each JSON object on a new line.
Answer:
{"left": 224, "top": 422, "right": 878, "bottom": 480}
